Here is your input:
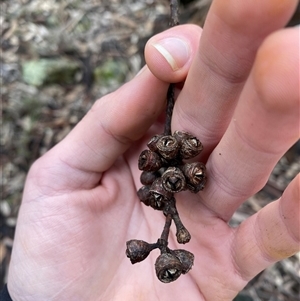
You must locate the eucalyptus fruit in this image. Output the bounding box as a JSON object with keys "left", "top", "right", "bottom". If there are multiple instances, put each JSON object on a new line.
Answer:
{"left": 125, "top": 0, "right": 207, "bottom": 283}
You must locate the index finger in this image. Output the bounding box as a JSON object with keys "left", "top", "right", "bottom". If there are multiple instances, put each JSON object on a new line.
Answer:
{"left": 172, "top": 0, "right": 298, "bottom": 158}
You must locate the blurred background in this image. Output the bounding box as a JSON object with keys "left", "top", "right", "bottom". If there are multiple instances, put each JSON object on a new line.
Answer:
{"left": 1, "top": 0, "right": 299, "bottom": 300}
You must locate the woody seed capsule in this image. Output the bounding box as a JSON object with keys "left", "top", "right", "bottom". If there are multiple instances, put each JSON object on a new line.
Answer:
{"left": 137, "top": 185, "right": 166, "bottom": 210}
{"left": 182, "top": 162, "right": 207, "bottom": 193}
{"left": 138, "top": 150, "right": 162, "bottom": 171}
{"left": 161, "top": 167, "right": 186, "bottom": 193}
{"left": 174, "top": 131, "right": 203, "bottom": 159}
{"left": 155, "top": 135, "right": 180, "bottom": 160}
{"left": 150, "top": 178, "right": 173, "bottom": 209}
{"left": 171, "top": 249, "right": 194, "bottom": 274}
{"left": 147, "top": 134, "right": 163, "bottom": 152}
{"left": 137, "top": 185, "right": 153, "bottom": 207}
{"left": 155, "top": 253, "right": 183, "bottom": 283}
{"left": 126, "top": 240, "right": 156, "bottom": 264}
{"left": 140, "top": 171, "right": 160, "bottom": 185}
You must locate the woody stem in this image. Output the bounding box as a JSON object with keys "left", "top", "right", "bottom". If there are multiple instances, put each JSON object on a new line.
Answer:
{"left": 164, "top": 0, "right": 180, "bottom": 136}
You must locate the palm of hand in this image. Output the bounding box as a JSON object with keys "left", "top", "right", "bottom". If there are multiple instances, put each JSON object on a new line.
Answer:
{"left": 10, "top": 130, "right": 245, "bottom": 301}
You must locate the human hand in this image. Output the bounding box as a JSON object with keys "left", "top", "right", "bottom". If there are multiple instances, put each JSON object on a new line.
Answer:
{"left": 7, "top": 0, "right": 299, "bottom": 300}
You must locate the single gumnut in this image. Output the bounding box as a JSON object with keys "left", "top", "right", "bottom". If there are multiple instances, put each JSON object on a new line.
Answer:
{"left": 150, "top": 178, "right": 173, "bottom": 209}
{"left": 155, "top": 135, "right": 180, "bottom": 160}
{"left": 161, "top": 167, "right": 186, "bottom": 193}
{"left": 155, "top": 253, "right": 183, "bottom": 283}
{"left": 126, "top": 240, "right": 156, "bottom": 264}
{"left": 137, "top": 185, "right": 165, "bottom": 210}
{"left": 138, "top": 150, "right": 162, "bottom": 171}
{"left": 174, "top": 131, "right": 203, "bottom": 159}
{"left": 182, "top": 162, "right": 207, "bottom": 193}
{"left": 176, "top": 227, "right": 191, "bottom": 244}
{"left": 137, "top": 185, "right": 154, "bottom": 207}
{"left": 147, "top": 134, "right": 163, "bottom": 152}
{"left": 171, "top": 249, "right": 194, "bottom": 274}
{"left": 140, "top": 171, "right": 160, "bottom": 186}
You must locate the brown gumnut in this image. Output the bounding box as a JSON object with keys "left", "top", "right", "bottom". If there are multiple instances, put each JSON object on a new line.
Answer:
{"left": 181, "top": 162, "right": 207, "bottom": 193}
{"left": 171, "top": 249, "right": 194, "bottom": 274}
{"left": 174, "top": 131, "right": 203, "bottom": 159}
{"left": 151, "top": 135, "right": 180, "bottom": 160}
{"left": 126, "top": 240, "right": 157, "bottom": 264}
{"left": 147, "top": 134, "right": 163, "bottom": 152}
{"left": 137, "top": 185, "right": 154, "bottom": 207}
{"left": 161, "top": 166, "right": 186, "bottom": 193}
{"left": 138, "top": 150, "right": 162, "bottom": 171}
{"left": 140, "top": 171, "right": 160, "bottom": 185}
{"left": 137, "top": 185, "right": 166, "bottom": 210}
{"left": 155, "top": 253, "right": 183, "bottom": 283}
{"left": 149, "top": 178, "right": 174, "bottom": 209}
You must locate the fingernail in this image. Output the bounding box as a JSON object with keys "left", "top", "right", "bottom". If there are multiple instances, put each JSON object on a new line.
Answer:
{"left": 152, "top": 38, "right": 190, "bottom": 71}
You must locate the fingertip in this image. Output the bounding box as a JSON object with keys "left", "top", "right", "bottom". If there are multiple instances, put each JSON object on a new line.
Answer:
{"left": 253, "top": 26, "right": 300, "bottom": 115}
{"left": 144, "top": 24, "right": 202, "bottom": 83}
{"left": 213, "top": 0, "right": 298, "bottom": 33}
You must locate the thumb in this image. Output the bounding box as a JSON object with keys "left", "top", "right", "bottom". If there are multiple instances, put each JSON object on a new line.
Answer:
{"left": 30, "top": 26, "right": 200, "bottom": 192}
{"left": 145, "top": 24, "right": 202, "bottom": 83}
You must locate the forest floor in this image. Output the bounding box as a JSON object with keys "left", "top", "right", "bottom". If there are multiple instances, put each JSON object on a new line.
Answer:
{"left": 1, "top": 0, "right": 299, "bottom": 300}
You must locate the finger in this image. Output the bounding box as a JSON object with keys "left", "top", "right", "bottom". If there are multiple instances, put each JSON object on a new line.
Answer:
{"left": 198, "top": 26, "right": 300, "bottom": 220}
{"left": 231, "top": 174, "right": 300, "bottom": 281}
{"left": 172, "top": 0, "right": 298, "bottom": 157}
{"left": 51, "top": 27, "right": 201, "bottom": 175}
{"left": 145, "top": 24, "right": 202, "bottom": 83}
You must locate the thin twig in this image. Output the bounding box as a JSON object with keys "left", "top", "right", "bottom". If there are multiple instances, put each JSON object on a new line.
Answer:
{"left": 169, "top": 0, "right": 180, "bottom": 27}
{"left": 160, "top": 213, "right": 172, "bottom": 242}
{"left": 164, "top": 0, "right": 180, "bottom": 136}
{"left": 158, "top": 213, "right": 172, "bottom": 253}
{"left": 164, "top": 84, "right": 175, "bottom": 135}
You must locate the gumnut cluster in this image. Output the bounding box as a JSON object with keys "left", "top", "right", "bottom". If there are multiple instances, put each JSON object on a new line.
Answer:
{"left": 126, "top": 130, "right": 207, "bottom": 283}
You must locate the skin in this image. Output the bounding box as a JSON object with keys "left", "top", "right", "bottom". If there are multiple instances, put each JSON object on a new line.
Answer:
{"left": 7, "top": 0, "right": 299, "bottom": 300}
